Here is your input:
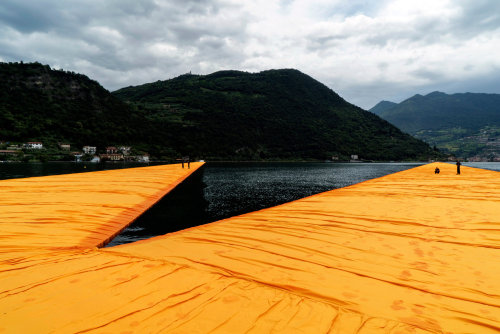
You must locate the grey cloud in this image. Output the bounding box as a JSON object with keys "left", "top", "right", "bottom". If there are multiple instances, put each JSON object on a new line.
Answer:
{"left": 184, "top": 1, "right": 221, "bottom": 16}
{"left": 453, "top": 0, "right": 500, "bottom": 37}
{"left": 0, "top": 1, "right": 55, "bottom": 33}
{"left": 340, "top": 1, "right": 500, "bottom": 48}
{"left": 335, "top": 0, "right": 388, "bottom": 17}
{"left": 0, "top": 1, "right": 116, "bottom": 34}
{"left": 0, "top": 0, "right": 250, "bottom": 74}
{"left": 306, "top": 14, "right": 450, "bottom": 52}
{"left": 410, "top": 1, "right": 500, "bottom": 42}
{"left": 440, "top": 68, "right": 500, "bottom": 95}
{"left": 336, "top": 82, "right": 403, "bottom": 110}
{"left": 362, "top": 17, "right": 454, "bottom": 48}
{"left": 347, "top": 66, "right": 500, "bottom": 110}
{"left": 199, "top": 36, "right": 226, "bottom": 50}
{"left": 338, "top": 80, "right": 435, "bottom": 110}
{"left": 306, "top": 34, "right": 346, "bottom": 52}
{"left": 103, "top": 0, "right": 157, "bottom": 16}
{"left": 378, "top": 62, "right": 389, "bottom": 70}
{"left": 410, "top": 68, "right": 443, "bottom": 81}
{"left": 0, "top": 0, "right": 499, "bottom": 108}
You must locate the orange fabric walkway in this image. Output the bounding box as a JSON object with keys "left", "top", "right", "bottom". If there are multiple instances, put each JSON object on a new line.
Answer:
{"left": 0, "top": 162, "right": 204, "bottom": 249}
{"left": 1, "top": 162, "right": 499, "bottom": 333}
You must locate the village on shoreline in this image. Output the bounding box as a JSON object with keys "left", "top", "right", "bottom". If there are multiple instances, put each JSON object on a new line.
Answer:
{"left": 0, "top": 141, "right": 150, "bottom": 163}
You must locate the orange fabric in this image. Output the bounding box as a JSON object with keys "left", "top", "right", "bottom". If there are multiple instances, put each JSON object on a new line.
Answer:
{"left": 1, "top": 162, "right": 499, "bottom": 333}
{"left": 0, "top": 162, "right": 204, "bottom": 249}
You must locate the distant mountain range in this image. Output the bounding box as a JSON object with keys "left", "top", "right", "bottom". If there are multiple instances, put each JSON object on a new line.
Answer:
{"left": 370, "top": 92, "right": 500, "bottom": 160}
{"left": 0, "top": 62, "right": 438, "bottom": 161}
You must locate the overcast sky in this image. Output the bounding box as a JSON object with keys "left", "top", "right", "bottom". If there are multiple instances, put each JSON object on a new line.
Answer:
{"left": 1, "top": 0, "right": 499, "bottom": 109}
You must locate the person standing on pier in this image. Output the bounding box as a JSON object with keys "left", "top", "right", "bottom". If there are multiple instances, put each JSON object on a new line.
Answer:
{"left": 456, "top": 160, "right": 461, "bottom": 175}
{"left": 181, "top": 156, "right": 190, "bottom": 169}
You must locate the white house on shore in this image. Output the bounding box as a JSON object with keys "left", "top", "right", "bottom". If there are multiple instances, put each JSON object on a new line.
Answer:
{"left": 24, "top": 142, "right": 43, "bottom": 149}
{"left": 119, "top": 146, "right": 131, "bottom": 155}
{"left": 137, "top": 154, "right": 150, "bottom": 163}
{"left": 82, "top": 146, "right": 97, "bottom": 155}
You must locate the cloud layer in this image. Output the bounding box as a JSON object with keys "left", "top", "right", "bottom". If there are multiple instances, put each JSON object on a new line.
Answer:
{"left": 1, "top": 0, "right": 499, "bottom": 108}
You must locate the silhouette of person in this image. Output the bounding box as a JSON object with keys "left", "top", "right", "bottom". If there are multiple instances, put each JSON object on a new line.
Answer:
{"left": 181, "top": 156, "right": 190, "bottom": 169}
{"left": 434, "top": 167, "right": 440, "bottom": 174}
{"left": 456, "top": 160, "right": 461, "bottom": 175}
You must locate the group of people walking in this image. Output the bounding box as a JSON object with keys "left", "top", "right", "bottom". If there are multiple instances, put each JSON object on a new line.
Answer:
{"left": 434, "top": 161, "right": 461, "bottom": 175}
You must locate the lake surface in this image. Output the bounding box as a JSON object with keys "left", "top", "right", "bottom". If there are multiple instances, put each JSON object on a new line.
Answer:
{"left": 1, "top": 161, "right": 498, "bottom": 246}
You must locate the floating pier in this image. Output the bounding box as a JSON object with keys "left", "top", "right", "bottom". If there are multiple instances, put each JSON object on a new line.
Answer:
{"left": 0, "top": 162, "right": 499, "bottom": 333}
{"left": 0, "top": 162, "right": 205, "bottom": 249}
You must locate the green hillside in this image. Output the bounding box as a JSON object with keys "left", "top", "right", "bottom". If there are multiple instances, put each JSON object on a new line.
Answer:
{"left": 370, "top": 100, "right": 397, "bottom": 116}
{"left": 114, "top": 69, "right": 436, "bottom": 160}
{"left": 0, "top": 62, "right": 145, "bottom": 148}
{"left": 0, "top": 62, "right": 438, "bottom": 161}
{"left": 369, "top": 91, "right": 500, "bottom": 159}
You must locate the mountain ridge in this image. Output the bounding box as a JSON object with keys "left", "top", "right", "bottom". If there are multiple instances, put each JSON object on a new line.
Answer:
{"left": 0, "top": 62, "right": 438, "bottom": 161}
{"left": 0, "top": 61, "right": 145, "bottom": 148}
{"left": 114, "top": 68, "right": 436, "bottom": 160}
{"left": 370, "top": 100, "right": 398, "bottom": 116}
{"left": 369, "top": 91, "right": 500, "bottom": 160}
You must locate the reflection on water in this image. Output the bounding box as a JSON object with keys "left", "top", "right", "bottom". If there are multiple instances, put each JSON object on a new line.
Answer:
{"left": 2, "top": 161, "right": 499, "bottom": 247}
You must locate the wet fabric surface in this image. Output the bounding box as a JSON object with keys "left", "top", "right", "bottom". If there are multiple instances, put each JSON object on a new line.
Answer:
{"left": 1, "top": 162, "right": 499, "bottom": 333}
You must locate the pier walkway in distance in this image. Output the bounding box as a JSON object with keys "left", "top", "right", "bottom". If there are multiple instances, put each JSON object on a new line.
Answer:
{"left": 0, "top": 162, "right": 499, "bottom": 333}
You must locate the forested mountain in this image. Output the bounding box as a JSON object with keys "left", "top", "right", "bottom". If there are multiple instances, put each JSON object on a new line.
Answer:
{"left": 0, "top": 62, "right": 145, "bottom": 148}
{"left": 370, "top": 91, "right": 500, "bottom": 159}
{"left": 113, "top": 69, "right": 436, "bottom": 160}
{"left": 0, "top": 62, "right": 437, "bottom": 160}
{"left": 370, "top": 100, "right": 398, "bottom": 116}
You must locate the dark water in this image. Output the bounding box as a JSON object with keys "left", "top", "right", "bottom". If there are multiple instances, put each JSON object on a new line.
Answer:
{"left": 463, "top": 162, "right": 500, "bottom": 172}
{"left": 2, "top": 161, "right": 499, "bottom": 246}
{"left": 108, "top": 162, "right": 427, "bottom": 246}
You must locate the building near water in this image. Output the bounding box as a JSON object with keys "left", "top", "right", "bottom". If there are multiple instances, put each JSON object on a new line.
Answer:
{"left": 119, "top": 146, "right": 131, "bottom": 155}
{"left": 24, "top": 142, "right": 43, "bottom": 149}
{"left": 100, "top": 153, "right": 124, "bottom": 161}
{"left": 82, "top": 146, "right": 96, "bottom": 155}
{"left": 106, "top": 146, "right": 118, "bottom": 154}
{"left": 59, "top": 143, "right": 71, "bottom": 150}
{"left": 137, "top": 154, "right": 150, "bottom": 163}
